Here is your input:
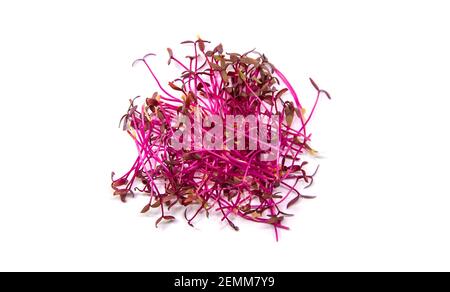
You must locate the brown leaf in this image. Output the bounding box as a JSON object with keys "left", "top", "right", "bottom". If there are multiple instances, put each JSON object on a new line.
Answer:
{"left": 209, "top": 62, "right": 222, "bottom": 71}
{"left": 111, "top": 178, "right": 128, "bottom": 189}
{"left": 290, "top": 165, "right": 302, "bottom": 172}
{"left": 262, "top": 96, "right": 274, "bottom": 106}
{"left": 151, "top": 200, "right": 161, "bottom": 208}
{"left": 182, "top": 153, "right": 201, "bottom": 160}
{"left": 251, "top": 211, "right": 262, "bottom": 218}
{"left": 229, "top": 221, "right": 239, "bottom": 231}
{"left": 187, "top": 91, "right": 197, "bottom": 104}
{"left": 229, "top": 54, "right": 239, "bottom": 63}
{"left": 221, "top": 70, "right": 229, "bottom": 83}
{"left": 146, "top": 97, "right": 158, "bottom": 107}
{"left": 295, "top": 107, "right": 303, "bottom": 118}
{"left": 180, "top": 40, "right": 194, "bottom": 44}
{"left": 301, "top": 194, "right": 317, "bottom": 199}
{"left": 309, "top": 78, "right": 320, "bottom": 91}
{"left": 240, "top": 204, "right": 251, "bottom": 212}
{"left": 286, "top": 112, "right": 294, "bottom": 127}
{"left": 293, "top": 136, "right": 303, "bottom": 146}
{"left": 287, "top": 195, "right": 300, "bottom": 209}
{"left": 321, "top": 89, "right": 332, "bottom": 99}
{"left": 162, "top": 195, "right": 176, "bottom": 204}
{"left": 115, "top": 189, "right": 132, "bottom": 203}
{"left": 305, "top": 143, "right": 319, "bottom": 156}
{"left": 196, "top": 83, "right": 204, "bottom": 91}
{"left": 156, "top": 109, "right": 164, "bottom": 121}
{"left": 214, "top": 43, "right": 223, "bottom": 54}
{"left": 262, "top": 193, "right": 272, "bottom": 200}
{"left": 198, "top": 39, "right": 205, "bottom": 52}
{"left": 141, "top": 204, "right": 150, "bottom": 213}
{"left": 275, "top": 88, "right": 288, "bottom": 100}
{"left": 155, "top": 217, "right": 163, "bottom": 228}
{"left": 284, "top": 102, "right": 295, "bottom": 127}
{"left": 163, "top": 215, "right": 175, "bottom": 221}
{"left": 143, "top": 53, "right": 156, "bottom": 58}
{"left": 241, "top": 56, "right": 259, "bottom": 66}
{"left": 167, "top": 48, "right": 173, "bottom": 65}
{"left": 113, "top": 189, "right": 128, "bottom": 197}
{"left": 168, "top": 82, "right": 183, "bottom": 92}
{"left": 278, "top": 211, "right": 294, "bottom": 217}
{"left": 310, "top": 79, "right": 331, "bottom": 98}
{"left": 267, "top": 215, "right": 284, "bottom": 225}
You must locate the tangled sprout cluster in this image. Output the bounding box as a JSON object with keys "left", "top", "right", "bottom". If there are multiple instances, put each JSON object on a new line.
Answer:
{"left": 112, "top": 39, "right": 330, "bottom": 240}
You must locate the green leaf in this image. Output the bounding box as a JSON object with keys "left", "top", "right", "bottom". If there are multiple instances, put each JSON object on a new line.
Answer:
{"left": 238, "top": 70, "right": 246, "bottom": 81}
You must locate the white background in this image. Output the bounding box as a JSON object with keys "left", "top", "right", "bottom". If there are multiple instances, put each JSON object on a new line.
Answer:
{"left": 1, "top": 0, "right": 449, "bottom": 272}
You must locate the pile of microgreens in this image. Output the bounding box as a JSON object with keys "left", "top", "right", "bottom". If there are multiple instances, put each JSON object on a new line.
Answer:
{"left": 112, "top": 39, "right": 330, "bottom": 240}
